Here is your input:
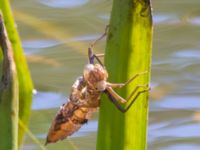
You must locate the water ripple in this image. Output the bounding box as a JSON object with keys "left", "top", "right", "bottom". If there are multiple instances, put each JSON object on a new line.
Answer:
{"left": 153, "top": 14, "right": 179, "bottom": 24}
{"left": 173, "top": 49, "right": 200, "bottom": 58}
{"left": 23, "top": 39, "right": 61, "bottom": 55}
{"left": 190, "top": 17, "right": 200, "bottom": 26}
{"left": 160, "top": 144, "right": 200, "bottom": 150}
{"left": 153, "top": 14, "right": 171, "bottom": 24}
{"left": 32, "top": 91, "right": 66, "bottom": 110}
{"left": 152, "top": 96, "right": 200, "bottom": 110}
{"left": 151, "top": 123, "right": 200, "bottom": 138}
{"left": 39, "top": 0, "right": 89, "bottom": 8}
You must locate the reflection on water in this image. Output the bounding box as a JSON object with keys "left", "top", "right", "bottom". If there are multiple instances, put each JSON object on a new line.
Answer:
{"left": 23, "top": 40, "right": 61, "bottom": 50}
{"left": 174, "top": 49, "right": 200, "bottom": 58}
{"left": 32, "top": 91, "right": 65, "bottom": 110}
{"left": 161, "top": 145, "right": 200, "bottom": 150}
{"left": 39, "top": 0, "right": 89, "bottom": 8}
{"left": 11, "top": 0, "right": 200, "bottom": 149}
{"left": 152, "top": 96, "right": 200, "bottom": 110}
{"left": 153, "top": 14, "right": 179, "bottom": 24}
{"left": 190, "top": 17, "right": 200, "bottom": 26}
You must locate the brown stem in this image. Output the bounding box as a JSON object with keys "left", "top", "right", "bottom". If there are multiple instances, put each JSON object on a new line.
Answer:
{"left": 0, "top": 13, "right": 13, "bottom": 90}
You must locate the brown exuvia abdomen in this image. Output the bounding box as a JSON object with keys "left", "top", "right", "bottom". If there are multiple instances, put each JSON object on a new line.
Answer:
{"left": 46, "top": 101, "right": 97, "bottom": 144}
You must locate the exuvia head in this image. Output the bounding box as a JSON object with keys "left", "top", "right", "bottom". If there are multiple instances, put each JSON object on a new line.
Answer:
{"left": 84, "top": 64, "right": 94, "bottom": 74}
{"left": 83, "top": 63, "right": 108, "bottom": 90}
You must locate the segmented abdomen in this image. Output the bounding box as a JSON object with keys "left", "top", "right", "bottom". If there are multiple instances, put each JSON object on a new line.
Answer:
{"left": 46, "top": 100, "right": 96, "bottom": 144}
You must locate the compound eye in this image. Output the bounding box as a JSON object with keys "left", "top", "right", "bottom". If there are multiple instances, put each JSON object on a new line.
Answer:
{"left": 96, "top": 80, "right": 106, "bottom": 92}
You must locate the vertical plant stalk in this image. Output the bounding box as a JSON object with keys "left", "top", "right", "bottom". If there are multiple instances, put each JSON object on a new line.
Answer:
{"left": 97, "top": 0, "right": 152, "bottom": 150}
{"left": 0, "top": 0, "right": 33, "bottom": 146}
{"left": 0, "top": 14, "right": 18, "bottom": 150}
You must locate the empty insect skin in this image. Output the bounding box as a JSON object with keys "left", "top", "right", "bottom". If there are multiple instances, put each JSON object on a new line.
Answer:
{"left": 46, "top": 27, "right": 149, "bottom": 144}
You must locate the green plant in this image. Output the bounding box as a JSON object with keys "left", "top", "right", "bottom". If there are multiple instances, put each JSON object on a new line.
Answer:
{"left": 97, "top": 0, "right": 152, "bottom": 149}
{"left": 0, "top": 0, "right": 33, "bottom": 147}
{"left": 0, "top": 13, "right": 18, "bottom": 150}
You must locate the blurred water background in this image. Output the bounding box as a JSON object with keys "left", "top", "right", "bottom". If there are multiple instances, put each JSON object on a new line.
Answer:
{"left": 11, "top": 0, "right": 200, "bottom": 149}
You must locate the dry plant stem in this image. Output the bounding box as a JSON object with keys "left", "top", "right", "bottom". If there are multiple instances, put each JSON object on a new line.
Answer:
{"left": 0, "top": 1, "right": 33, "bottom": 146}
{"left": 0, "top": 22, "right": 10, "bottom": 88}
{"left": 0, "top": 14, "right": 18, "bottom": 150}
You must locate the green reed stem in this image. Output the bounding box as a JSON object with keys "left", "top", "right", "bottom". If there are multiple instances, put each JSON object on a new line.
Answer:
{"left": 97, "top": 0, "right": 152, "bottom": 149}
